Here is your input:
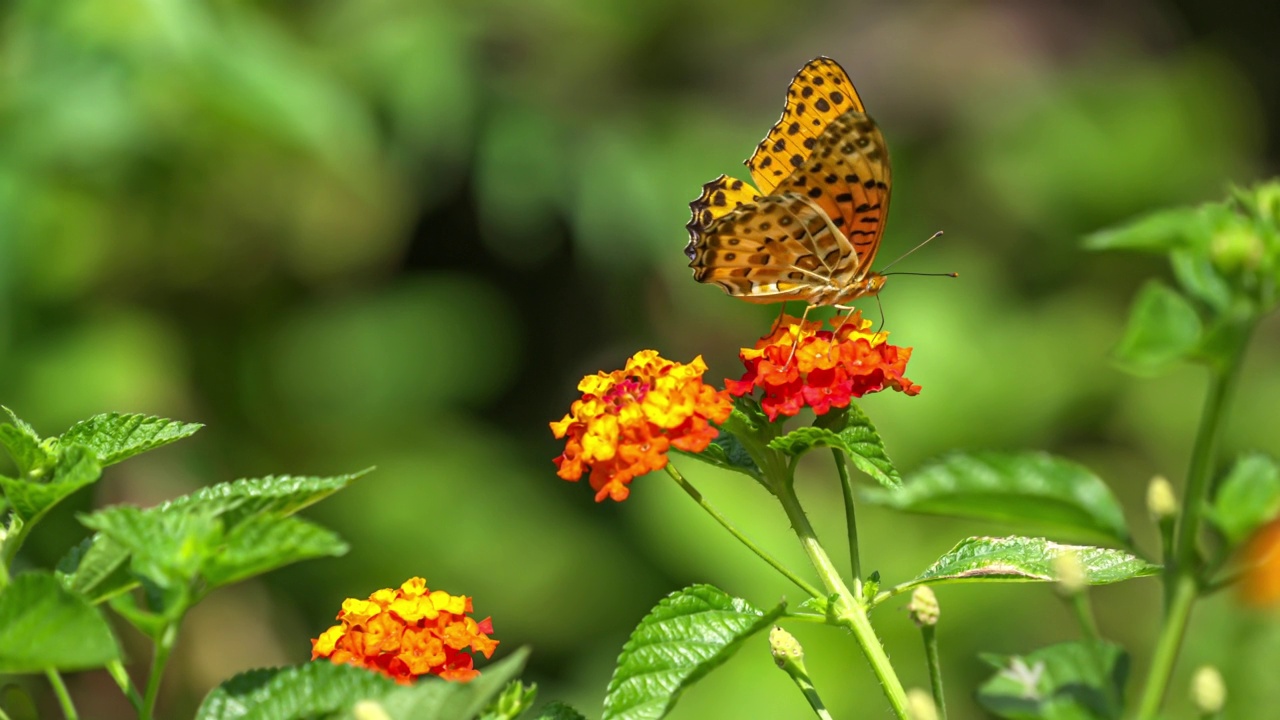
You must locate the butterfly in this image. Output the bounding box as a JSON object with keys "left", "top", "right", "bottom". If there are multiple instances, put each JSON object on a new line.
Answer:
{"left": 685, "top": 57, "right": 892, "bottom": 311}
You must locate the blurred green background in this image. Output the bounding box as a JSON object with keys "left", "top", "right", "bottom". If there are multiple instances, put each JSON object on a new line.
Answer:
{"left": 3, "top": 0, "right": 1280, "bottom": 717}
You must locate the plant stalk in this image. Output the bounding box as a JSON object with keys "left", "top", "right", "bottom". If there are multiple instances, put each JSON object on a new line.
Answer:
{"left": 45, "top": 669, "right": 77, "bottom": 720}
{"left": 833, "top": 449, "right": 862, "bottom": 583}
{"left": 142, "top": 622, "right": 180, "bottom": 720}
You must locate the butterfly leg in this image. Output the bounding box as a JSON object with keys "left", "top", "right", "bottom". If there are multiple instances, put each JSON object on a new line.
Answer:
{"left": 784, "top": 303, "right": 817, "bottom": 368}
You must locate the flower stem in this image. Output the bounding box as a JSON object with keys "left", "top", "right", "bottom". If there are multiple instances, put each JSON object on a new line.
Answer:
{"left": 107, "top": 659, "right": 143, "bottom": 713}
{"left": 921, "top": 625, "right": 947, "bottom": 720}
{"left": 788, "top": 673, "right": 835, "bottom": 720}
{"left": 665, "top": 464, "right": 822, "bottom": 599}
{"left": 1136, "top": 315, "right": 1253, "bottom": 719}
{"left": 142, "top": 622, "right": 179, "bottom": 720}
{"left": 45, "top": 669, "right": 77, "bottom": 720}
{"left": 774, "top": 484, "right": 908, "bottom": 718}
{"left": 832, "top": 449, "right": 861, "bottom": 583}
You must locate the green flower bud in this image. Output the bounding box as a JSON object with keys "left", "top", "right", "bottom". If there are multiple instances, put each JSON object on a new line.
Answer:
{"left": 906, "top": 688, "right": 939, "bottom": 720}
{"left": 908, "top": 586, "right": 939, "bottom": 627}
{"left": 1190, "top": 665, "right": 1225, "bottom": 714}
{"left": 1146, "top": 475, "right": 1177, "bottom": 521}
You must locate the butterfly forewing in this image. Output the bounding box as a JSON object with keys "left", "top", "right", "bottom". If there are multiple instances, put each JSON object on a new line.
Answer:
{"left": 746, "top": 57, "right": 866, "bottom": 195}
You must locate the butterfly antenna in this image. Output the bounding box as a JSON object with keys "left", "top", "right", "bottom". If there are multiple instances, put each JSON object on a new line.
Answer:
{"left": 879, "top": 230, "right": 944, "bottom": 273}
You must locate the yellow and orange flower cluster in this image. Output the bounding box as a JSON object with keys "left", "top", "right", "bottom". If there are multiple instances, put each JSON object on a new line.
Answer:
{"left": 725, "top": 313, "right": 920, "bottom": 421}
{"left": 551, "top": 350, "right": 733, "bottom": 502}
{"left": 312, "top": 577, "right": 498, "bottom": 684}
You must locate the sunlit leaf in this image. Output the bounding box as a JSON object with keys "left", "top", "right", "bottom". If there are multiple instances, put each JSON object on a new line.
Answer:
{"left": 60, "top": 412, "right": 202, "bottom": 467}
{"left": 1083, "top": 206, "right": 1205, "bottom": 253}
{"left": 977, "top": 640, "right": 1128, "bottom": 720}
{"left": 203, "top": 515, "right": 348, "bottom": 588}
{"left": 1111, "top": 281, "right": 1202, "bottom": 375}
{"left": 1208, "top": 452, "right": 1280, "bottom": 545}
{"left": 0, "top": 444, "right": 101, "bottom": 523}
{"left": 891, "top": 536, "right": 1157, "bottom": 598}
{"left": 863, "top": 452, "right": 1131, "bottom": 546}
{"left": 0, "top": 407, "right": 52, "bottom": 477}
{"left": 677, "top": 431, "right": 761, "bottom": 481}
{"left": 0, "top": 572, "right": 120, "bottom": 673}
{"left": 57, "top": 534, "right": 134, "bottom": 603}
{"left": 602, "top": 585, "right": 785, "bottom": 720}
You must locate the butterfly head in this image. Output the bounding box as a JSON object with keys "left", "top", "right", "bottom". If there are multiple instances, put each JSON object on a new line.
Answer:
{"left": 833, "top": 273, "right": 886, "bottom": 305}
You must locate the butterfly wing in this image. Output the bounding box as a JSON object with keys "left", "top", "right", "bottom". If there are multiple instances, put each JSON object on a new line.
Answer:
{"left": 772, "top": 110, "right": 891, "bottom": 280}
{"left": 685, "top": 174, "right": 763, "bottom": 253}
{"left": 686, "top": 192, "right": 852, "bottom": 303}
{"left": 746, "top": 57, "right": 866, "bottom": 195}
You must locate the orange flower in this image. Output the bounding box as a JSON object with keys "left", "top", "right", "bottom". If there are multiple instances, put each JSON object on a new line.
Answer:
{"left": 551, "top": 350, "right": 733, "bottom": 502}
{"left": 1241, "top": 518, "right": 1280, "bottom": 606}
{"left": 725, "top": 312, "right": 920, "bottom": 421}
{"left": 311, "top": 577, "right": 498, "bottom": 683}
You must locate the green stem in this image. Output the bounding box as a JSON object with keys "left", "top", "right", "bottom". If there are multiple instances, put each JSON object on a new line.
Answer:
{"left": 832, "top": 449, "right": 861, "bottom": 583}
{"left": 107, "top": 659, "right": 144, "bottom": 713}
{"left": 0, "top": 704, "right": 10, "bottom": 720}
{"left": 142, "top": 622, "right": 179, "bottom": 720}
{"left": 775, "top": 485, "right": 908, "bottom": 718}
{"left": 45, "top": 669, "right": 77, "bottom": 720}
{"left": 1070, "top": 593, "right": 1100, "bottom": 643}
{"left": 1136, "top": 574, "right": 1197, "bottom": 719}
{"left": 665, "top": 464, "right": 822, "bottom": 598}
{"left": 788, "top": 674, "right": 835, "bottom": 720}
{"left": 1136, "top": 316, "right": 1253, "bottom": 719}
{"left": 921, "top": 625, "right": 947, "bottom": 720}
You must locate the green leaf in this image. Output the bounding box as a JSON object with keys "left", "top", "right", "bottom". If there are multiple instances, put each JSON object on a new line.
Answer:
{"left": 0, "top": 444, "right": 102, "bottom": 523}
{"left": 977, "top": 640, "right": 1128, "bottom": 720}
{"left": 1208, "top": 453, "right": 1280, "bottom": 545}
{"left": 0, "top": 408, "right": 52, "bottom": 478}
{"left": 195, "top": 649, "right": 528, "bottom": 720}
{"left": 602, "top": 585, "right": 785, "bottom": 720}
{"left": 862, "top": 452, "right": 1132, "bottom": 546}
{"left": 60, "top": 413, "right": 203, "bottom": 467}
{"left": 1111, "top": 281, "right": 1203, "bottom": 375}
{"left": 797, "top": 404, "right": 901, "bottom": 489}
{"left": 900, "top": 537, "right": 1158, "bottom": 596}
{"left": 675, "top": 431, "right": 761, "bottom": 481}
{"left": 1170, "top": 249, "right": 1233, "bottom": 313}
{"left": 203, "top": 515, "right": 348, "bottom": 588}
{"left": 530, "top": 703, "right": 589, "bottom": 720}
{"left": 195, "top": 660, "right": 397, "bottom": 719}
{"left": 0, "top": 572, "right": 121, "bottom": 673}
{"left": 1083, "top": 206, "right": 1205, "bottom": 253}
{"left": 156, "top": 471, "right": 370, "bottom": 527}
{"left": 57, "top": 534, "right": 135, "bottom": 603}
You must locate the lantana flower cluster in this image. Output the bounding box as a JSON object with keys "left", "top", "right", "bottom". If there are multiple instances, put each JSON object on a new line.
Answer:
{"left": 551, "top": 350, "right": 732, "bottom": 502}
{"left": 312, "top": 577, "right": 498, "bottom": 683}
{"left": 1242, "top": 517, "right": 1280, "bottom": 606}
{"left": 726, "top": 312, "right": 920, "bottom": 421}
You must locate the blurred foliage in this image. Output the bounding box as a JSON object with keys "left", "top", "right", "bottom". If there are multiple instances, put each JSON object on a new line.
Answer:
{"left": 2, "top": 0, "right": 1279, "bottom": 717}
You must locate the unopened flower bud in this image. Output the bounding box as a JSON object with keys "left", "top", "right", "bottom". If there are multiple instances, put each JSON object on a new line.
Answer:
{"left": 1211, "top": 225, "right": 1263, "bottom": 273}
{"left": 1147, "top": 476, "right": 1177, "bottom": 521}
{"left": 1190, "top": 665, "right": 1225, "bottom": 714}
{"left": 905, "top": 688, "right": 939, "bottom": 720}
{"left": 769, "top": 625, "right": 805, "bottom": 671}
{"left": 1053, "top": 550, "right": 1087, "bottom": 595}
{"left": 353, "top": 701, "right": 392, "bottom": 720}
{"left": 908, "top": 586, "right": 939, "bottom": 627}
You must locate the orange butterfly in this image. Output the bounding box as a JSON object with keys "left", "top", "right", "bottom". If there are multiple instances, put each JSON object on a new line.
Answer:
{"left": 685, "top": 57, "right": 892, "bottom": 311}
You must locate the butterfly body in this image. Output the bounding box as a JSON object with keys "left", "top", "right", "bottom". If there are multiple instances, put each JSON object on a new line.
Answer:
{"left": 685, "top": 58, "right": 892, "bottom": 308}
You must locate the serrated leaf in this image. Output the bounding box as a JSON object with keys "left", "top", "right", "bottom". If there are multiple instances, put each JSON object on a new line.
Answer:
{"left": 0, "top": 444, "right": 102, "bottom": 523}
{"left": 863, "top": 452, "right": 1131, "bottom": 546}
{"left": 156, "top": 471, "right": 370, "bottom": 527}
{"left": 196, "top": 650, "right": 528, "bottom": 720}
{"left": 977, "top": 640, "right": 1128, "bottom": 720}
{"left": 1209, "top": 453, "right": 1280, "bottom": 545}
{"left": 773, "top": 405, "right": 901, "bottom": 489}
{"left": 1111, "top": 281, "right": 1203, "bottom": 376}
{"left": 82, "top": 505, "right": 222, "bottom": 590}
{"left": 59, "top": 413, "right": 202, "bottom": 467}
{"left": 195, "top": 660, "right": 397, "bottom": 719}
{"left": 203, "top": 516, "right": 348, "bottom": 588}
{"left": 530, "top": 702, "right": 589, "bottom": 720}
{"left": 57, "top": 534, "right": 135, "bottom": 603}
{"left": 363, "top": 650, "right": 529, "bottom": 720}
{"left": 900, "top": 537, "right": 1157, "bottom": 595}
{"left": 675, "top": 431, "right": 761, "bottom": 481}
{"left": 0, "top": 412, "right": 52, "bottom": 478}
{"left": 602, "top": 585, "right": 785, "bottom": 720}
{"left": 0, "top": 572, "right": 120, "bottom": 672}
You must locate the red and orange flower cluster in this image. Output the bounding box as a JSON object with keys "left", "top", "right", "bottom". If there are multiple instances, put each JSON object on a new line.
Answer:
{"left": 1242, "top": 518, "right": 1280, "bottom": 607}
{"left": 726, "top": 313, "right": 920, "bottom": 421}
{"left": 551, "top": 350, "right": 733, "bottom": 502}
{"left": 312, "top": 577, "right": 498, "bottom": 683}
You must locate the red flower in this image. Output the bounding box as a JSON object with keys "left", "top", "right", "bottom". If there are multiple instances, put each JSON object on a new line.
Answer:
{"left": 727, "top": 312, "right": 920, "bottom": 421}
{"left": 551, "top": 351, "right": 733, "bottom": 502}
{"left": 1241, "top": 517, "right": 1280, "bottom": 606}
